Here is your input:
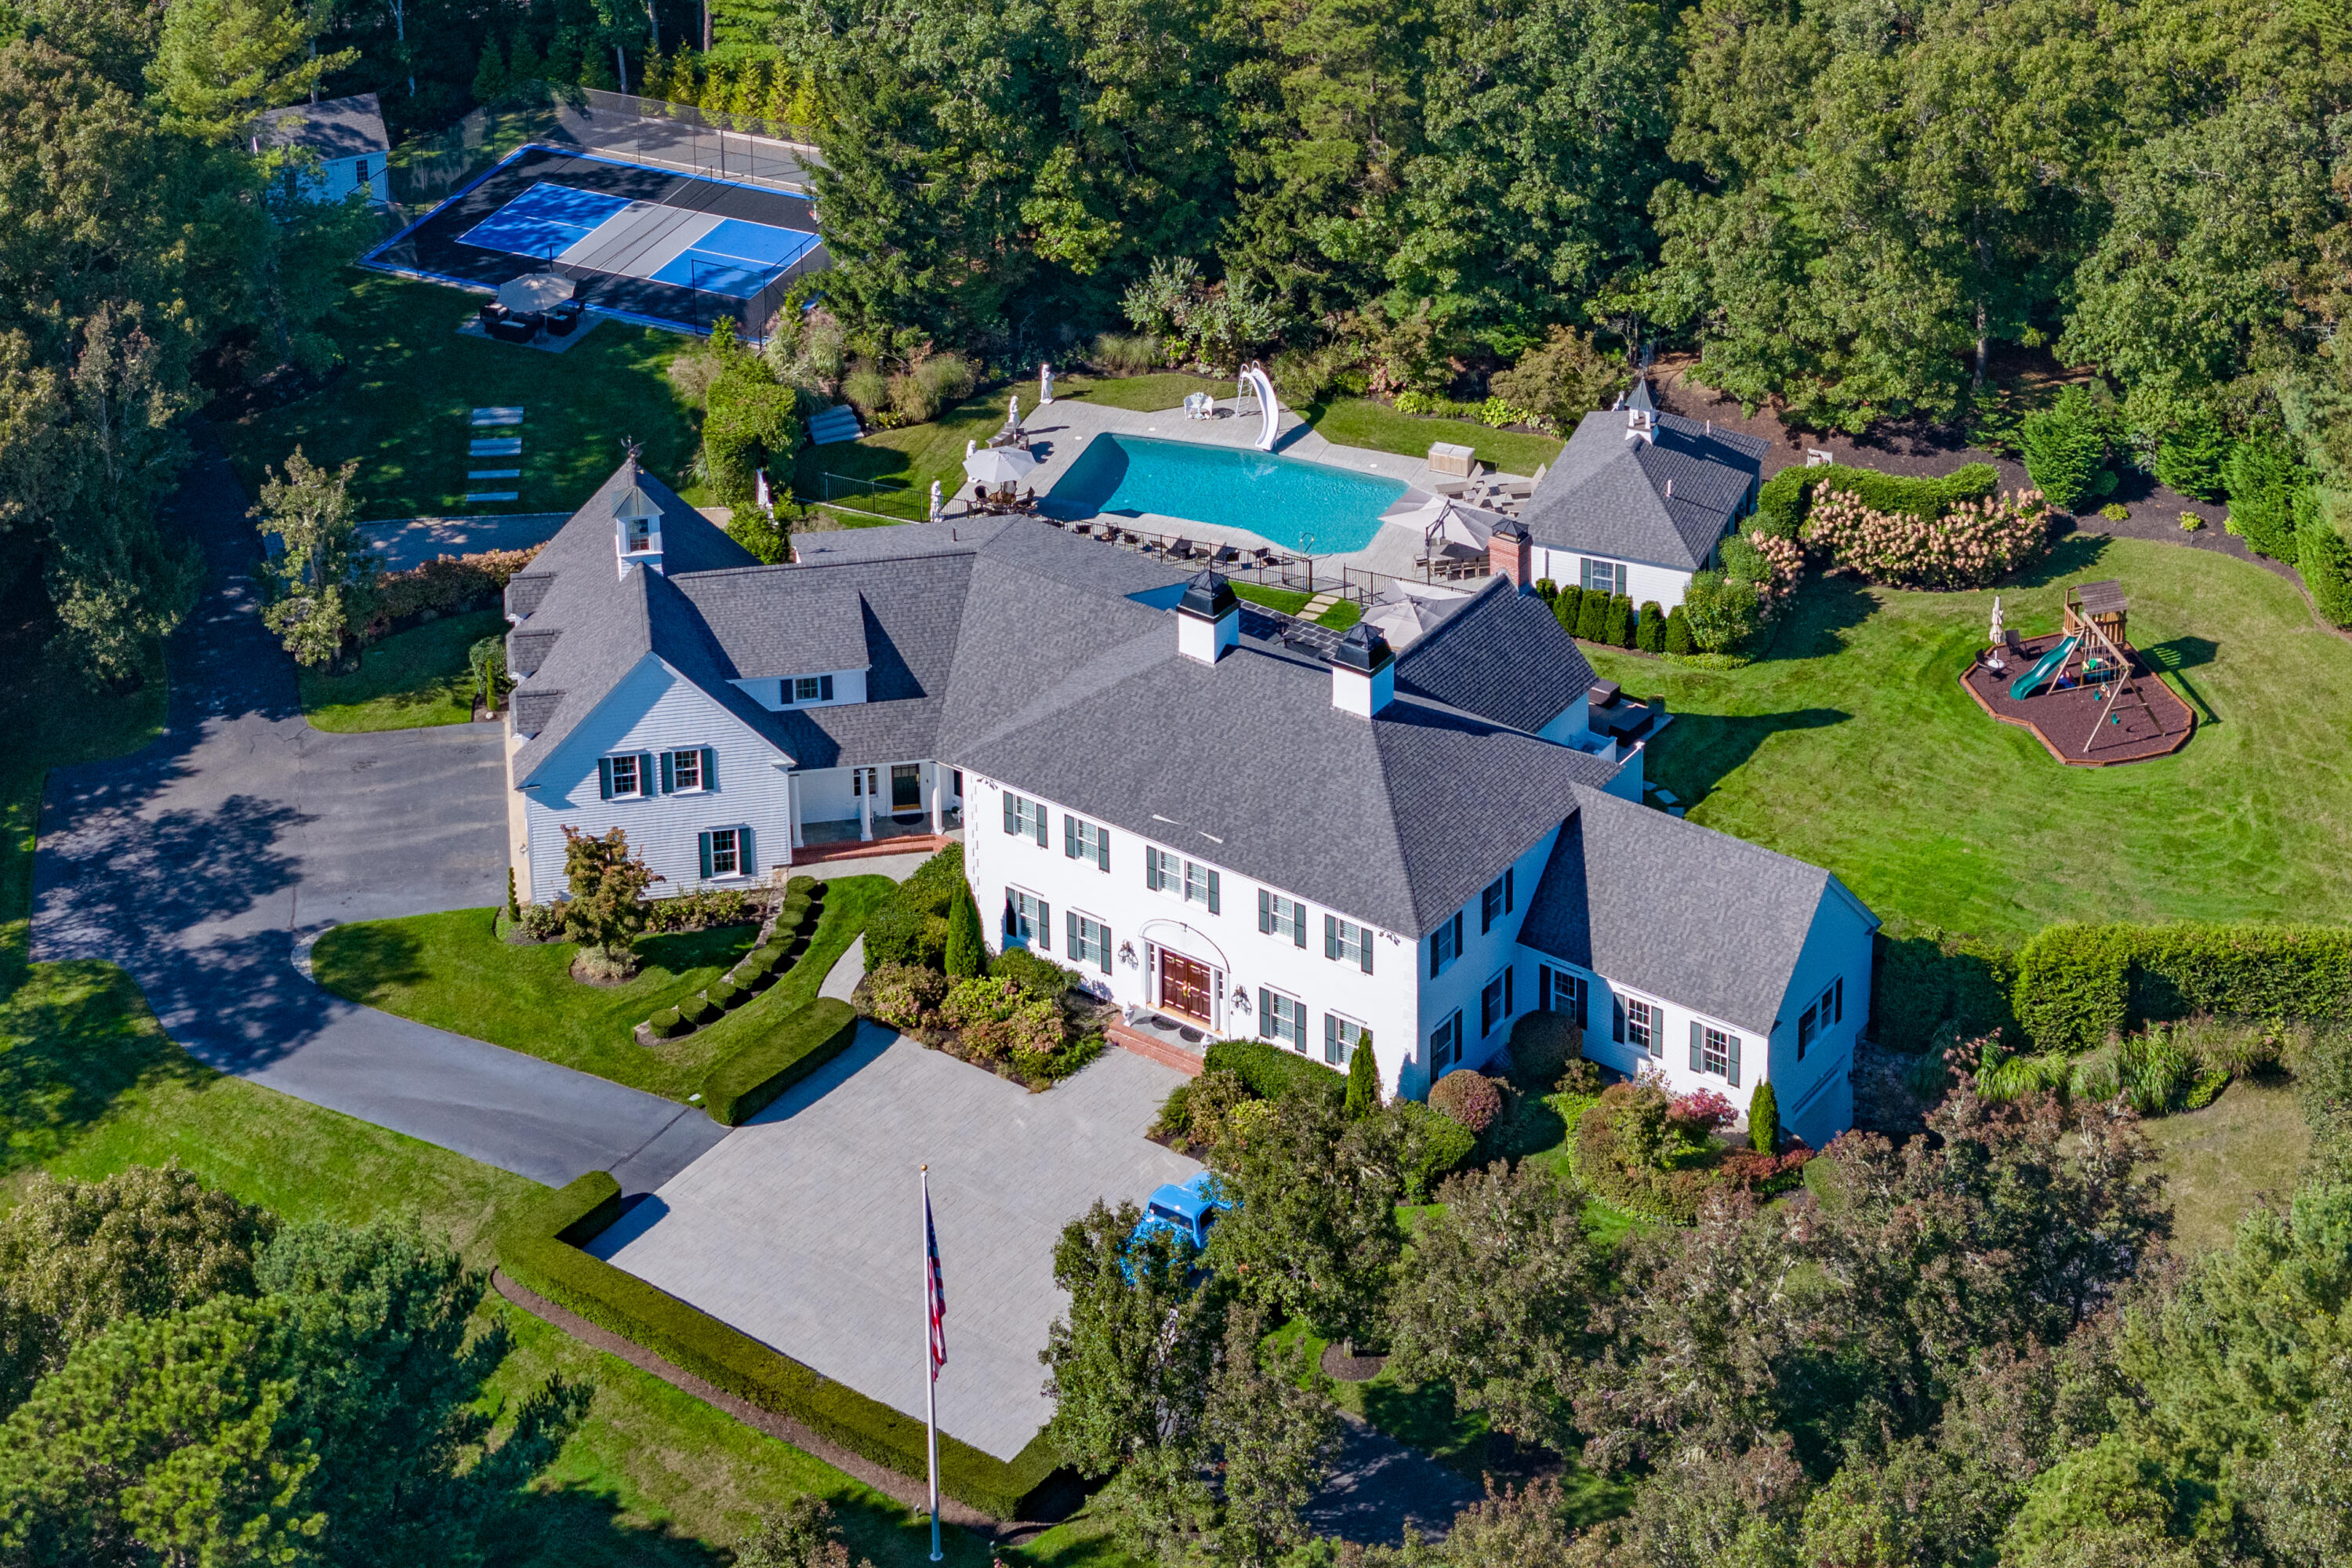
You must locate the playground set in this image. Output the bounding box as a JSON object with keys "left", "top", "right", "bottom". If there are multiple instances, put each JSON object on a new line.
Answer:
{"left": 1960, "top": 579, "right": 2195, "bottom": 765}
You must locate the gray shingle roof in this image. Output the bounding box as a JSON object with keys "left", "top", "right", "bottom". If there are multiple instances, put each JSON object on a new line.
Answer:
{"left": 673, "top": 573, "right": 870, "bottom": 678}
{"left": 1392, "top": 579, "right": 1595, "bottom": 734}
{"left": 255, "top": 93, "right": 390, "bottom": 158}
{"left": 1520, "top": 410, "right": 1769, "bottom": 572}
{"left": 1518, "top": 785, "right": 1871, "bottom": 1033}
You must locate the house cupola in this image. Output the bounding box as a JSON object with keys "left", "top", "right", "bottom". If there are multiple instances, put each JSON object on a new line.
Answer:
{"left": 1625, "top": 375, "right": 1657, "bottom": 443}
{"left": 614, "top": 471, "right": 665, "bottom": 579}
{"left": 1177, "top": 569, "right": 1240, "bottom": 664}
{"left": 1328, "top": 621, "right": 1395, "bottom": 717}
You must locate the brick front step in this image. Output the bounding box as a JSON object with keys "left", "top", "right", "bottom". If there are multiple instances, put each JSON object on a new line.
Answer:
{"left": 1106, "top": 1018, "right": 1206, "bottom": 1077}
{"left": 787, "top": 833, "right": 949, "bottom": 866}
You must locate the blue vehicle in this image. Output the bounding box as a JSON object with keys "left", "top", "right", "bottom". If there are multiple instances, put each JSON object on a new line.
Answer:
{"left": 1124, "top": 1173, "right": 1234, "bottom": 1279}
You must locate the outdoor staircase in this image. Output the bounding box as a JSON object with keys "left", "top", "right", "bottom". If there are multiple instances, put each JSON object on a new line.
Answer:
{"left": 805, "top": 404, "right": 862, "bottom": 445}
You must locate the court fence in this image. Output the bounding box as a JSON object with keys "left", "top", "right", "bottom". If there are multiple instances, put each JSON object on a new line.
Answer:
{"left": 388, "top": 86, "right": 821, "bottom": 211}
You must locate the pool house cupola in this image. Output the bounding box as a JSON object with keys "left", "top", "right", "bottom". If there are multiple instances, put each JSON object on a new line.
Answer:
{"left": 1328, "top": 621, "right": 1396, "bottom": 717}
{"left": 614, "top": 466, "right": 665, "bottom": 579}
{"left": 1177, "top": 569, "right": 1240, "bottom": 665}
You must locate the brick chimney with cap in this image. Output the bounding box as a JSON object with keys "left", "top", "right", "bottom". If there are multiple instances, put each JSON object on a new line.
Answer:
{"left": 1487, "top": 517, "right": 1531, "bottom": 587}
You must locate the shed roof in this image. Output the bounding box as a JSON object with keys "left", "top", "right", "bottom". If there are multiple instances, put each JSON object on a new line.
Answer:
{"left": 255, "top": 93, "right": 391, "bottom": 158}
{"left": 1520, "top": 410, "right": 1769, "bottom": 572}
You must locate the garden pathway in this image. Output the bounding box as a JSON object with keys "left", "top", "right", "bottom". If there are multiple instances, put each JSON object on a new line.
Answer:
{"left": 31, "top": 424, "right": 725, "bottom": 1195}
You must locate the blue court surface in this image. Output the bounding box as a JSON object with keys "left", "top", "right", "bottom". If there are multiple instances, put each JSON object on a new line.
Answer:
{"left": 457, "top": 182, "right": 632, "bottom": 260}
{"left": 651, "top": 220, "right": 823, "bottom": 297}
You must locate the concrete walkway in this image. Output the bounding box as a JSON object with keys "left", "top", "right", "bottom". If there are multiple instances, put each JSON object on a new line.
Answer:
{"left": 31, "top": 427, "right": 724, "bottom": 1194}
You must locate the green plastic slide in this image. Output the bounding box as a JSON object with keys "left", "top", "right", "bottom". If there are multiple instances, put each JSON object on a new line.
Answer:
{"left": 2009, "top": 635, "right": 2078, "bottom": 700}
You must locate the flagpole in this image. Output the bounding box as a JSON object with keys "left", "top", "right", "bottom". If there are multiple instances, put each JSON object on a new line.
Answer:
{"left": 923, "top": 1163, "right": 942, "bottom": 1563}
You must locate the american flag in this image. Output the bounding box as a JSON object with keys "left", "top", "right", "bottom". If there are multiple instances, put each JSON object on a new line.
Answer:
{"left": 924, "top": 1189, "right": 948, "bottom": 1383}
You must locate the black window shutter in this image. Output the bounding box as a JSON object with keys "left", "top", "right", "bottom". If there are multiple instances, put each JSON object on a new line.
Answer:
{"left": 1324, "top": 914, "right": 1338, "bottom": 960}
{"left": 1613, "top": 998, "right": 1625, "bottom": 1043}
{"left": 1452, "top": 911, "right": 1464, "bottom": 957}
{"left": 1260, "top": 889, "right": 1273, "bottom": 935}
{"left": 1065, "top": 815, "right": 1079, "bottom": 858}
{"left": 820, "top": 674, "right": 834, "bottom": 700}
{"left": 598, "top": 757, "right": 613, "bottom": 800}
{"left": 1690, "top": 1020, "right": 1705, "bottom": 1073}
{"left": 1298, "top": 908, "right": 1308, "bottom": 951}
{"left": 1037, "top": 901, "right": 1051, "bottom": 949}
{"left": 1004, "top": 794, "right": 1019, "bottom": 835}
{"left": 1504, "top": 966, "right": 1513, "bottom": 1014}
{"left": 738, "top": 826, "right": 752, "bottom": 873}
{"left": 1429, "top": 933, "right": 1441, "bottom": 979}
{"left": 1096, "top": 829, "right": 1110, "bottom": 873}
{"left": 1357, "top": 929, "right": 1370, "bottom": 972}
{"left": 703, "top": 747, "right": 716, "bottom": 790}
{"left": 1066, "top": 909, "right": 1077, "bottom": 954}
{"left": 640, "top": 754, "right": 655, "bottom": 796}
{"left": 698, "top": 832, "right": 713, "bottom": 879}
{"left": 1504, "top": 868, "right": 1514, "bottom": 913}
{"left": 660, "top": 752, "right": 673, "bottom": 793}
{"left": 1258, "top": 988, "right": 1272, "bottom": 1038}
{"left": 1834, "top": 977, "right": 1845, "bottom": 1022}
{"left": 1033, "top": 808, "right": 1047, "bottom": 848}
{"left": 1206, "top": 869, "right": 1220, "bottom": 914}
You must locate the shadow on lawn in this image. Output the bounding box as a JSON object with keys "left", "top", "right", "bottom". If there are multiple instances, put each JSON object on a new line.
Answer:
{"left": 0, "top": 963, "right": 207, "bottom": 1178}
{"left": 1653, "top": 708, "right": 1851, "bottom": 808}
{"left": 310, "top": 920, "right": 428, "bottom": 1003}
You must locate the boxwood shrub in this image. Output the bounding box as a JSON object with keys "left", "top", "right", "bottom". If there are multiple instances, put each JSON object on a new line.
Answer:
{"left": 786, "top": 874, "right": 818, "bottom": 899}
{"left": 702, "top": 998, "right": 860, "bottom": 1125}
{"left": 865, "top": 844, "right": 967, "bottom": 971}
{"left": 1203, "top": 1039, "right": 1344, "bottom": 1105}
{"left": 706, "top": 978, "right": 742, "bottom": 1009}
{"left": 646, "top": 1007, "right": 688, "bottom": 1040}
{"left": 497, "top": 1172, "right": 1058, "bottom": 1519}
{"left": 681, "top": 995, "right": 719, "bottom": 1027}
{"left": 730, "top": 961, "right": 764, "bottom": 989}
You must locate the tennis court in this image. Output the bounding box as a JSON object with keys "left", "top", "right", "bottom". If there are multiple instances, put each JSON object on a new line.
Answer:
{"left": 365, "top": 146, "right": 829, "bottom": 338}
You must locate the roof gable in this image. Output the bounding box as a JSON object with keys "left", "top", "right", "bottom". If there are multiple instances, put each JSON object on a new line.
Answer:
{"left": 1393, "top": 579, "right": 1595, "bottom": 734}
{"left": 1522, "top": 410, "right": 1769, "bottom": 571}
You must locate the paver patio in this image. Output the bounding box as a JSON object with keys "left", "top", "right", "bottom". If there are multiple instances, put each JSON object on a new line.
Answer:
{"left": 589, "top": 1022, "right": 1200, "bottom": 1461}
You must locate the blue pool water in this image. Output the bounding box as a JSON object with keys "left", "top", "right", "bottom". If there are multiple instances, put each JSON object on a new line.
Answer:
{"left": 1046, "top": 434, "right": 1406, "bottom": 554}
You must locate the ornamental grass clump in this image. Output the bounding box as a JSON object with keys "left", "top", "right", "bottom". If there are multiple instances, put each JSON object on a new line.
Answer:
{"left": 1803, "top": 487, "right": 2051, "bottom": 589}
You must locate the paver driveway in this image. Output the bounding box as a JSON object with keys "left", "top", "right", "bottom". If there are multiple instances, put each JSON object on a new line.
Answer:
{"left": 31, "top": 433, "right": 724, "bottom": 1193}
{"left": 589, "top": 1022, "right": 1200, "bottom": 1461}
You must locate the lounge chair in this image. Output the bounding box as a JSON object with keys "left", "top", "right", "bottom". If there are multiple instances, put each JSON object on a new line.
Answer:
{"left": 1169, "top": 538, "right": 1196, "bottom": 561}
{"left": 1213, "top": 545, "right": 1240, "bottom": 564}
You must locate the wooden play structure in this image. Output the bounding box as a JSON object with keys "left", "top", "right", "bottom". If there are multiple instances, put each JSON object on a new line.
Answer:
{"left": 1960, "top": 579, "right": 2194, "bottom": 766}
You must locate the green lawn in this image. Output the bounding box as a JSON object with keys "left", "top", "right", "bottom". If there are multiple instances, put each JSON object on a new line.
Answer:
{"left": 1588, "top": 536, "right": 2352, "bottom": 938}
{"left": 300, "top": 608, "right": 505, "bottom": 731}
{"left": 213, "top": 272, "right": 700, "bottom": 522}
{"left": 1302, "top": 397, "right": 1563, "bottom": 476}
{"left": 311, "top": 878, "right": 889, "bottom": 1100}
{"left": 2143, "top": 1076, "right": 2310, "bottom": 1254}
{"left": 1232, "top": 583, "right": 1312, "bottom": 615}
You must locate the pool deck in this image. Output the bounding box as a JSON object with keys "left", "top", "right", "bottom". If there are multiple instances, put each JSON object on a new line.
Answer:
{"left": 956, "top": 391, "right": 1498, "bottom": 583}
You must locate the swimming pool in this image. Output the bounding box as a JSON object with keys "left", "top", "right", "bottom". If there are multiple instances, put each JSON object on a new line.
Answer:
{"left": 1045, "top": 434, "right": 1406, "bottom": 554}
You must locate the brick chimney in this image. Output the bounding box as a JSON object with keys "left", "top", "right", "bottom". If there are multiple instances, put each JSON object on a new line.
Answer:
{"left": 1487, "top": 518, "right": 1531, "bottom": 587}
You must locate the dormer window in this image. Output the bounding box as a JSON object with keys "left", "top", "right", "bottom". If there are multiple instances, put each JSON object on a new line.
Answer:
{"left": 778, "top": 674, "right": 836, "bottom": 706}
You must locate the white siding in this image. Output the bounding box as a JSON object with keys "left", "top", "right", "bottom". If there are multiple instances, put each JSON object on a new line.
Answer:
{"left": 960, "top": 775, "right": 1425, "bottom": 1101}
{"left": 1531, "top": 545, "right": 1697, "bottom": 614}
{"left": 1410, "top": 827, "right": 1559, "bottom": 1101}
{"left": 518, "top": 655, "right": 795, "bottom": 903}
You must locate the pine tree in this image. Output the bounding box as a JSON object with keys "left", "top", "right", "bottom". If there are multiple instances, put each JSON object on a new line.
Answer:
{"left": 1345, "top": 1036, "right": 1378, "bottom": 1120}
{"left": 1748, "top": 1080, "right": 1778, "bottom": 1154}
{"left": 470, "top": 34, "right": 506, "bottom": 106}
{"left": 944, "top": 884, "right": 988, "bottom": 977}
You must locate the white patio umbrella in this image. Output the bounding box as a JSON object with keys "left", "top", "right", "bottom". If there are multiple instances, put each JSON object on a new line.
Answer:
{"left": 1990, "top": 595, "right": 2004, "bottom": 645}
{"left": 496, "top": 272, "right": 574, "bottom": 312}
{"left": 964, "top": 445, "right": 1040, "bottom": 487}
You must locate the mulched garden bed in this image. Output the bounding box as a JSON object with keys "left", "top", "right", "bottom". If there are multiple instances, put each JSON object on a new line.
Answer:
{"left": 1960, "top": 630, "right": 2194, "bottom": 766}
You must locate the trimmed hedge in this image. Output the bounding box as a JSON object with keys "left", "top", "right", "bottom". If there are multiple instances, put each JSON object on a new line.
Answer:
{"left": 707, "top": 977, "right": 742, "bottom": 1009}
{"left": 646, "top": 1007, "right": 687, "bottom": 1040}
{"left": 1755, "top": 461, "right": 1999, "bottom": 538}
{"left": 1203, "top": 1039, "right": 1344, "bottom": 1105}
{"left": 701, "top": 998, "right": 861, "bottom": 1125}
{"left": 866, "top": 844, "right": 967, "bottom": 971}
{"left": 1873, "top": 930, "right": 2020, "bottom": 1053}
{"left": 2013, "top": 922, "right": 2352, "bottom": 1054}
{"left": 498, "top": 1173, "right": 1060, "bottom": 1519}
{"left": 681, "top": 995, "right": 719, "bottom": 1026}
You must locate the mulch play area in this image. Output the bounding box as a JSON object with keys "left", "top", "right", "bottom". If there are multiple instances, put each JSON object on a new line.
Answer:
{"left": 1962, "top": 629, "right": 2194, "bottom": 765}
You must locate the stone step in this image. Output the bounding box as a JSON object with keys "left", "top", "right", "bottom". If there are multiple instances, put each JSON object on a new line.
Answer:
{"left": 1299, "top": 593, "right": 1342, "bottom": 619}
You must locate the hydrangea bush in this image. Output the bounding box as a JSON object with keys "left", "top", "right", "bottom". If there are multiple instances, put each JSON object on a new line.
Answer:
{"left": 1803, "top": 488, "right": 2050, "bottom": 589}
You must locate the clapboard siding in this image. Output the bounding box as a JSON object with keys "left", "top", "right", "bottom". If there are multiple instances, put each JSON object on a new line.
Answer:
{"left": 521, "top": 654, "right": 795, "bottom": 903}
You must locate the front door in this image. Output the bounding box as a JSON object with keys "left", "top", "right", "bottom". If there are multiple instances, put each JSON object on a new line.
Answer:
{"left": 1160, "top": 951, "right": 1213, "bottom": 1023}
{"left": 891, "top": 763, "right": 923, "bottom": 813}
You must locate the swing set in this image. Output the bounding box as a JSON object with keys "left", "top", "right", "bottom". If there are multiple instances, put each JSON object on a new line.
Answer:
{"left": 2035, "top": 580, "right": 2163, "bottom": 756}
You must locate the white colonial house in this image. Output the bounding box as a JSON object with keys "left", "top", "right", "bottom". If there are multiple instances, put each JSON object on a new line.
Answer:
{"left": 1519, "top": 378, "right": 1769, "bottom": 613}
{"left": 502, "top": 458, "right": 1875, "bottom": 1147}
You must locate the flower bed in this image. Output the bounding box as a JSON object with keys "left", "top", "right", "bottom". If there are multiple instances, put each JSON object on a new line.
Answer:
{"left": 1572, "top": 1077, "right": 1812, "bottom": 1224}
{"left": 361, "top": 546, "right": 542, "bottom": 642}
{"left": 1802, "top": 487, "right": 2051, "bottom": 590}
{"left": 853, "top": 949, "right": 1105, "bottom": 1089}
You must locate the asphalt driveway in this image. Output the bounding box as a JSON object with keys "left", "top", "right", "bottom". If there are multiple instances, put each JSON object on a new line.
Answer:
{"left": 31, "top": 430, "right": 723, "bottom": 1193}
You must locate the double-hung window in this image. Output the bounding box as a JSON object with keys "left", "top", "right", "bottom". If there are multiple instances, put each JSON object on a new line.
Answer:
{"left": 1428, "top": 910, "right": 1465, "bottom": 978}
{"left": 698, "top": 826, "right": 747, "bottom": 879}
{"left": 1798, "top": 977, "right": 1846, "bottom": 1062}
{"left": 1325, "top": 915, "right": 1374, "bottom": 973}
{"left": 1066, "top": 911, "right": 1111, "bottom": 973}
{"left": 1004, "top": 792, "right": 1047, "bottom": 845}
{"left": 1613, "top": 993, "right": 1658, "bottom": 1057}
{"left": 599, "top": 753, "right": 647, "bottom": 799}
{"left": 1480, "top": 967, "right": 1515, "bottom": 1036}
{"left": 779, "top": 674, "right": 836, "bottom": 706}
{"left": 1004, "top": 887, "right": 1050, "bottom": 950}
{"left": 662, "top": 748, "right": 706, "bottom": 793}
{"left": 1258, "top": 890, "right": 1307, "bottom": 947}
{"left": 1693, "top": 1022, "right": 1741, "bottom": 1086}
{"left": 1479, "top": 870, "right": 1515, "bottom": 934}
{"left": 1064, "top": 815, "right": 1111, "bottom": 871}
{"left": 1258, "top": 988, "right": 1305, "bottom": 1051}
{"left": 1540, "top": 965, "right": 1587, "bottom": 1025}
{"left": 1430, "top": 1010, "right": 1464, "bottom": 1072}
{"left": 1325, "top": 1014, "right": 1371, "bottom": 1068}
{"left": 1148, "top": 848, "right": 1219, "bottom": 912}
{"left": 1580, "top": 557, "right": 1627, "bottom": 597}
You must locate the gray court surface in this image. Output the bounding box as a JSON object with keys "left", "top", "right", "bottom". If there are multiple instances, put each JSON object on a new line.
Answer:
{"left": 359, "top": 512, "right": 572, "bottom": 572}
{"left": 589, "top": 1022, "right": 1200, "bottom": 1461}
